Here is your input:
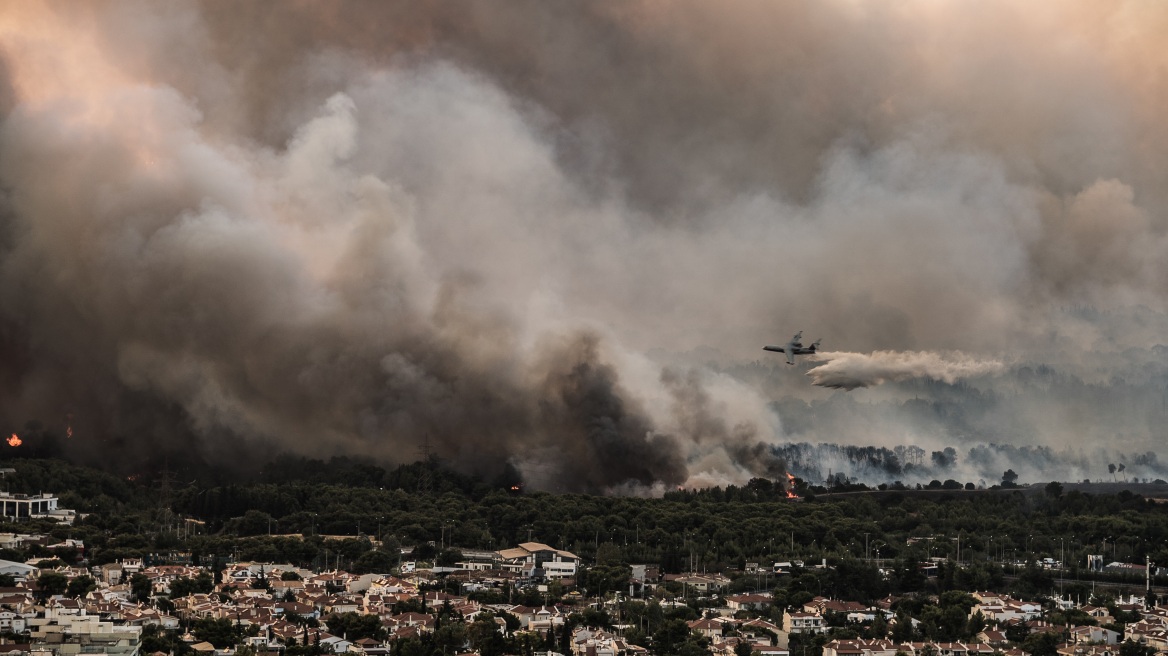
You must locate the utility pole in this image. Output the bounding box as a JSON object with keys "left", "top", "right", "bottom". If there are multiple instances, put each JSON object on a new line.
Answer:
{"left": 417, "top": 436, "right": 434, "bottom": 495}
{"left": 1061, "top": 537, "right": 1066, "bottom": 596}
{"left": 155, "top": 459, "right": 177, "bottom": 534}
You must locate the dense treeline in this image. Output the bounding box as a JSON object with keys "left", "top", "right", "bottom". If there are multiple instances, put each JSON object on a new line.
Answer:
{"left": 3, "top": 456, "right": 1168, "bottom": 594}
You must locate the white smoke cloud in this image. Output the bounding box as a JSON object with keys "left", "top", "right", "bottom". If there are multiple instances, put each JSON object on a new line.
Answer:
{"left": 805, "top": 351, "right": 1006, "bottom": 390}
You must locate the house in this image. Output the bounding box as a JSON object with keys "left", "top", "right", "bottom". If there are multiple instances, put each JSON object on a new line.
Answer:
{"left": 824, "top": 641, "right": 996, "bottom": 656}
{"left": 782, "top": 610, "right": 825, "bottom": 634}
{"left": 712, "top": 636, "right": 752, "bottom": 656}
{"left": 319, "top": 634, "right": 352, "bottom": 654}
{"left": 975, "top": 630, "right": 1008, "bottom": 646}
{"left": 1078, "top": 605, "right": 1114, "bottom": 625}
{"left": 0, "top": 560, "right": 36, "bottom": 581}
{"left": 969, "top": 595, "right": 1041, "bottom": 623}
{"left": 1069, "top": 625, "right": 1120, "bottom": 645}
{"left": 353, "top": 637, "right": 390, "bottom": 656}
{"left": 823, "top": 639, "right": 904, "bottom": 656}
{"left": 805, "top": 598, "right": 878, "bottom": 622}
{"left": 388, "top": 612, "right": 435, "bottom": 631}
{"left": 932, "top": 642, "right": 996, "bottom": 656}
{"left": 726, "top": 593, "right": 772, "bottom": 612}
{"left": 526, "top": 605, "right": 564, "bottom": 631}
{"left": 323, "top": 595, "right": 361, "bottom": 614}
{"left": 0, "top": 609, "right": 27, "bottom": 633}
{"left": 674, "top": 574, "right": 731, "bottom": 594}
{"left": 275, "top": 601, "right": 317, "bottom": 619}
{"left": 494, "top": 543, "right": 580, "bottom": 579}
{"left": 118, "top": 558, "right": 143, "bottom": 574}
{"left": 740, "top": 618, "right": 784, "bottom": 646}
{"left": 1123, "top": 621, "right": 1168, "bottom": 651}
{"left": 1056, "top": 646, "right": 1117, "bottom": 656}
{"left": 98, "top": 563, "right": 123, "bottom": 586}
{"left": 688, "top": 618, "right": 726, "bottom": 640}
{"left": 0, "top": 492, "right": 67, "bottom": 522}
{"left": 25, "top": 609, "right": 143, "bottom": 656}
{"left": 508, "top": 605, "right": 565, "bottom": 630}
{"left": 569, "top": 627, "right": 644, "bottom": 656}
{"left": 270, "top": 578, "right": 306, "bottom": 597}
{"left": 1022, "top": 620, "right": 1063, "bottom": 636}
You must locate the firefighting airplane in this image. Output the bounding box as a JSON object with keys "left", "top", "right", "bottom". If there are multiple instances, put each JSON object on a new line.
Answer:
{"left": 763, "top": 331, "right": 821, "bottom": 365}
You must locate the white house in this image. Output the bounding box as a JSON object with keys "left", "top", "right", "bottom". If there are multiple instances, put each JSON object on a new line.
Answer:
{"left": 495, "top": 542, "right": 580, "bottom": 579}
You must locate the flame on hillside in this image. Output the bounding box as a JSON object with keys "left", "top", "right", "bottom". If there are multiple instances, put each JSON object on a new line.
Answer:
{"left": 7, "top": 434, "right": 21, "bottom": 447}
{"left": 785, "top": 472, "right": 799, "bottom": 499}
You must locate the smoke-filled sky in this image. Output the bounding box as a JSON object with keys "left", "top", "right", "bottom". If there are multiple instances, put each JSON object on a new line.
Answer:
{"left": 2, "top": 1, "right": 1168, "bottom": 492}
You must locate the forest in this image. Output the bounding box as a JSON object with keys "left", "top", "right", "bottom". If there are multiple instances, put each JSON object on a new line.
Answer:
{"left": 4, "top": 455, "right": 1168, "bottom": 600}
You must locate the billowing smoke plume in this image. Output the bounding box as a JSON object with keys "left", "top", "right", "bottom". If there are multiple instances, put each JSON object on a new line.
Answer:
{"left": 0, "top": 1, "right": 791, "bottom": 492}
{"left": 776, "top": 442, "right": 1168, "bottom": 488}
{"left": 806, "top": 351, "right": 1005, "bottom": 390}
{"left": 3, "top": 1, "right": 1168, "bottom": 490}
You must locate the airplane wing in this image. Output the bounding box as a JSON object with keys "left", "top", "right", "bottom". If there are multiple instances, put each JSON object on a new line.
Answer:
{"left": 786, "top": 351, "right": 795, "bottom": 365}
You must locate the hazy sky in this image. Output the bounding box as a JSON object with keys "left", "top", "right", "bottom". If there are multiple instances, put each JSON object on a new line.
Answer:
{"left": 1, "top": 1, "right": 1167, "bottom": 491}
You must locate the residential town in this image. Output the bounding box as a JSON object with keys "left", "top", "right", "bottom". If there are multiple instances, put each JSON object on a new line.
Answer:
{"left": 0, "top": 530, "right": 1165, "bottom": 656}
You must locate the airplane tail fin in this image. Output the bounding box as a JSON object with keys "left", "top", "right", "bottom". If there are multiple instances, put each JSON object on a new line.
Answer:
{"left": 811, "top": 339, "right": 821, "bottom": 350}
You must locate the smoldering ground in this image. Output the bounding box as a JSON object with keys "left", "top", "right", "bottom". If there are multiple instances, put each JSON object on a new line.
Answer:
{"left": 3, "top": 1, "right": 1168, "bottom": 490}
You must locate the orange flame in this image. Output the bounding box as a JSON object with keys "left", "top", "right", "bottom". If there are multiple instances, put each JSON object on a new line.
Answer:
{"left": 785, "top": 472, "right": 800, "bottom": 499}
{"left": 66, "top": 425, "right": 73, "bottom": 438}
{"left": 7, "top": 433, "right": 21, "bottom": 447}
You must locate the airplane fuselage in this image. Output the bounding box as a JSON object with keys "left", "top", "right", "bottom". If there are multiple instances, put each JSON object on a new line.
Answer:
{"left": 763, "top": 332, "right": 821, "bottom": 364}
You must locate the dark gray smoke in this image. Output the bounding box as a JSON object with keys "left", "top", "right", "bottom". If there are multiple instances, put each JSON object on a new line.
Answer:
{"left": 2, "top": 2, "right": 1168, "bottom": 490}
{"left": 523, "top": 334, "right": 689, "bottom": 492}
{"left": 660, "top": 367, "right": 784, "bottom": 487}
